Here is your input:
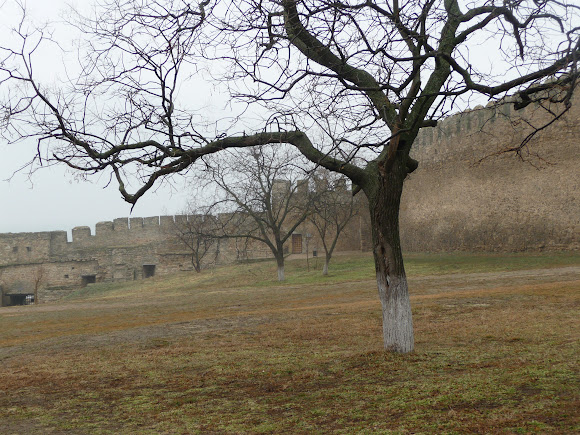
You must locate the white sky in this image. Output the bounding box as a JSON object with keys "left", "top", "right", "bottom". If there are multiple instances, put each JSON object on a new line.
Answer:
{"left": 0, "top": 150, "right": 190, "bottom": 234}
{"left": 0, "top": 0, "right": 196, "bottom": 234}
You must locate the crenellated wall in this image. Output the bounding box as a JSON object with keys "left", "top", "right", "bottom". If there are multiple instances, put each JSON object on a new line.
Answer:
{"left": 400, "top": 91, "right": 580, "bottom": 252}
{"left": 0, "top": 209, "right": 359, "bottom": 305}
{"left": 0, "top": 215, "right": 208, "bottom": 305}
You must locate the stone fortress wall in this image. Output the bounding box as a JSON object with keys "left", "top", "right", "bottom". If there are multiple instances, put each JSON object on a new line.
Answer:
{"left": 0, "top": 216, "right": 191, "bottom": 305}
{"left": 399, "top": 89, "right": 579, "bottom": 252}
{"left": 1, "top": 88, "right": 579, "bottom": 305}
{"left": 0, "top": 201, "right": 364, "bottom": 306}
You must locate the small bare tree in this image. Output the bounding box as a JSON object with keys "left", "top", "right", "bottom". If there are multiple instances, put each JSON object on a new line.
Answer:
{"left": 309, "top": 171, "right": 359, "bottom": 276}
{"left": 234, "top": 236, "right": 251, "bottom": 262}
{"left": 32, "top": 265, "right": 45, "bottom": 305}
{"left": 172, "top": 207, "right": 220, "bottom": 273}
{"left": 205, "top": 145, "right": 315, "bottom": 281}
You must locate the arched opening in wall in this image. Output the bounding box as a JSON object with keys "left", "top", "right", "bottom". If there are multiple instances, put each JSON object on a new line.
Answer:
{"left": 81, "top": 275, "right": 96, "bottom": 287}
{"left": 143, "top": 264, "right": 156, "bottom": 278}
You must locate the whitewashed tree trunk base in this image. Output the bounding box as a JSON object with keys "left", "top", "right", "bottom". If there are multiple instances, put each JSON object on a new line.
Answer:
{"left": 376, "top": 272, "right": 414, "bottom": 353}
{"left": 277, "top": 265, "right": 285, "bottom": 281}
{"left": 322, "top": 260, "right": 329, "bottom": 276}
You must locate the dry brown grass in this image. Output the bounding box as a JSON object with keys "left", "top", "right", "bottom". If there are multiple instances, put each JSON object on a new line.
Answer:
{"left": 0, "top": 252, "right": 579, "bottom": 434}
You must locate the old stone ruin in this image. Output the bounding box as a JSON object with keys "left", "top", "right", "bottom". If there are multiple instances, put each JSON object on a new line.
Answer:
{"left": 0, "top": 217, "right": 191, "bottom": 306}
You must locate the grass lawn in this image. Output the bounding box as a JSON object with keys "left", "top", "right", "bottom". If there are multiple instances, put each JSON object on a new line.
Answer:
{"left": 0, "top": 251, "right": 578, "bottom": 434}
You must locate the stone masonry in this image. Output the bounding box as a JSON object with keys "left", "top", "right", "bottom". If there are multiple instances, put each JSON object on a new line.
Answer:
{"left": 0, "top": 204, "right": 365, "bottom": 306}
{"left": 400, "top": 90, "right": 579, "bottom": 252}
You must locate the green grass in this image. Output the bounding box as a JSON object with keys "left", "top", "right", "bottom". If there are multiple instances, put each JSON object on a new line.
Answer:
{"left": 68, "top": 250, "right": 580, "bottom": 301}
{"left": 404, "top": 250, "right": 580, "bottom": 275}
{"left": 1, "top": 251, "right": 579, "bottom": 434}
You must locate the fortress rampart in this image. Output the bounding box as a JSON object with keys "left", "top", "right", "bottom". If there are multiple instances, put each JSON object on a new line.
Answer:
{"left": 400, "top": 91, "right": 579, "bottom": 252}
{"left": 1, "top": 89, "right": 579, "bottom": 305}
{"left": 0, "top": 216, "right": 194, "bottom": 306}
{"left": 0, "top": 204, "right": 365, "bottom": 305}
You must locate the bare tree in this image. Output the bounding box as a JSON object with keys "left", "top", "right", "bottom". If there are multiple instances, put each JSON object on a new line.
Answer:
{"left": 1, "top": 0, "right": 578, "bottom": 352}
{"left": 309, "top": 170, "right": 358, "bottom": 276}
{"left": 172, "top": 208, "right": 220, "bottom": 273}
{"left": 32, "top": 265, "right": 45, "bottom": 305}
{"left": 205, "top": 145, "right": 315, "bottom": 281}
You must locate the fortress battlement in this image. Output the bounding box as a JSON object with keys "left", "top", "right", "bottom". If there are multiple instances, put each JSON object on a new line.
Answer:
{"left": 417, "top": 81, "right": 574, "bottom": 140}
{"left": 412, "top": 90, "right": 579, "bottom": 166}
{"left": 0, "top": 215, "right": 189, "bottom": 266}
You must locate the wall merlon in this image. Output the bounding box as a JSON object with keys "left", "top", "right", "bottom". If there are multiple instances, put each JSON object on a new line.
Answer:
{"left": 72, "top": 226, "right": 92, "bottom": 243}
{"left": 129, "top": 217, "right": 144, "bottom": 230}
{"left": 159, "top": 216, "right": 175, "bottom": 229}
{"left": 143, "top": 216, "right": 160, "bottom": 228}
{"left": 50, "top": 231, "right": 69, "bottom": 245}
{"left": 297, "top": 179, "right": 309, "bottom": 196}
{"left": 113, "top": 218, "right": 129, "bottom": 231}
{"left": 96, "top": 221, "right": 114, "bottom": 237}
{"left": 273, "top": 179, "right": 291, "bottom": 195}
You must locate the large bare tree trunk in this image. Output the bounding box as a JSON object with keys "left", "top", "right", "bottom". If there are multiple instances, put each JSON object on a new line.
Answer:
{"left": 368, "top": 160, "right": 414, "bottom": 353}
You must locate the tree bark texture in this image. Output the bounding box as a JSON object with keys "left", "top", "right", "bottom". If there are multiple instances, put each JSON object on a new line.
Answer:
{"left": 276, "top": 254, "right": 285, "bottom": 282}
{"left": 323, "top": 255, "right": 330, "bottom": 276}
{"left": 367, "top": 158, "right": 414, "bottom": 353}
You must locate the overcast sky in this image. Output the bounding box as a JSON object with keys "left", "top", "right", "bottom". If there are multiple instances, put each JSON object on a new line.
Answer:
{"left": 0, "top": 151, "right": 190, "bottom": 235}
{"left": 0, "top": 0, "right": 198, "bottom": 235}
